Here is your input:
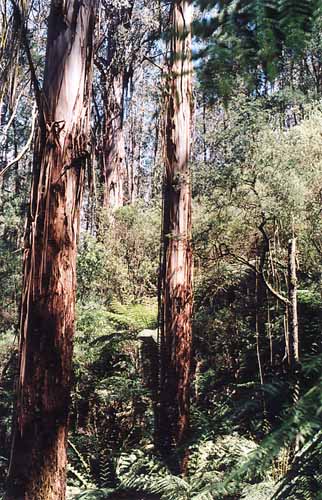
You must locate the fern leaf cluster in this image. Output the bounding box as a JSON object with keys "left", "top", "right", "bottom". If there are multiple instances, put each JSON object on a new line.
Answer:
{"left": 196, "top": 357, "right": 322, "bottom": 499}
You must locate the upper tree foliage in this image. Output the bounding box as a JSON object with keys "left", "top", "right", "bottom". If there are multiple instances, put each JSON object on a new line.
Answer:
{"left": 195, "top": 0, "right": 322, "bottom": 99}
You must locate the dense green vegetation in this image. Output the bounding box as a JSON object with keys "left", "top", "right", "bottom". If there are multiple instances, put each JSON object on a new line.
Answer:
{"left": 1, "top": 0, "right": 322, "bottom": 499}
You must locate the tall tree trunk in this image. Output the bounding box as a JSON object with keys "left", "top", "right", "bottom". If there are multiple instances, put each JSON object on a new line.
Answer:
{"left": 102, "top": 74, "right": 126, "bottom": 209}
{"left": 157, "top": 0, "right": 193, "bottom": 470}
{"left": 288, "top": 236, "right": 300, "bottom": 451}
{"left": 6, "top": 2, "right": 97, "bottom": 499}
{"left": 255, "top": 258, "right": 265, "bottom": 388}
{"left": 98, "top": 1, "right": 134, "bottom": 210}
{"left": 288, "top": 237, "right": 299, "bottom": 371}
{"left": 127, "top": 111, "right": 142, "bottom": 204}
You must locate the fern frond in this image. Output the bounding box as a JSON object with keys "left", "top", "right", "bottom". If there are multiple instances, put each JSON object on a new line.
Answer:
{"left": 68, "top": 464, "right": 95, "bottom": 489}
{"left": 153, "top": 475, "right": 190, "bottom": 499}
{"left": 71, "top": 487, "right": 117, "bottom": 499}
{"left": 272, "top": 431, "right": 322, "bottom": 499}
{"left": 195, "top": 372, "right": 322, "bottom": 499}
{"left": 68, "top": 440, "right": 91, "bottom": 476}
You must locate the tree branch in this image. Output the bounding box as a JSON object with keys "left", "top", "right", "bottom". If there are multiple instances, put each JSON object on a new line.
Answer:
{"left": 0, "top": 103, "right": 37, "bottom": 178}
{"left": 227, "top": 249, "right": 290, "bottom": 306}
{"left": 11, "top": 0, "right": 46, "bottom": 131}
{"left": 0, "top": 87, "right": 25, "bottom": 145}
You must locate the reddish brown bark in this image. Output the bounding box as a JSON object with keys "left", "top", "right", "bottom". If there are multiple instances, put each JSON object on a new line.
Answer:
{"left": 157, "top": 0, "right": 193, "bottom": 467}
{"left": 127, "top": 111, "right": 142, "bottom": 204}
{"left": 5, "top": 2, "right": 97, "bottom": 499}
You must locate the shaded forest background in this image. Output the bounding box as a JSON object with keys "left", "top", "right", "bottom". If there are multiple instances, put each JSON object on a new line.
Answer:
{"left": 0, "top": 0, "right": 322, "bottom": 498}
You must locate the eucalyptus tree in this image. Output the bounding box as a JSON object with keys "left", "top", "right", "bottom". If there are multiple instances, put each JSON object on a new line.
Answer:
{"left": 94, "top": 0, "right": 159, "bottom": 211}
{"left": 157, "top": 0, "right": 193, "bottom": 469}
{"left": 95, "top": 0, "right": 135, "bottom": 210}
{"left": 0, "top": 0, "right": 24, "bottom": 183}
{"left": 5, "top": 1, "right": 97, "bottom": 499}
{"left": 0, "top": 0, "right": 23, "bottom": 129}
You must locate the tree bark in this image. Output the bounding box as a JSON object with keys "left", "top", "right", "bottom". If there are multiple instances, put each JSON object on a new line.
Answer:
{"left": 97, "top": 1, "right": 134, "bottom": 210}
{"left": 255, "top": 259, "right": 265, "bottom": 388}
{"left": 288, "top": 237, "right": 301, "bottom": 452}
{"left": 127, "top": 111, "right": 142, "bottom": 204}
{"left": 6, "top": 2, "right": 97, "bottom": 499}
{"left": 288, "top": 237, "right": 299, "bottom": 370}
{"left": 102, "top": 74, "right": 126, "bottom": 209}
{"left": 157, "top": 0, "right": 193, "bottom": 469}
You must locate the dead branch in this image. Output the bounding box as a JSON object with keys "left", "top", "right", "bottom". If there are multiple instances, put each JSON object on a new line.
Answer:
{"left": 0, "top": 103, "right": 37, "bottom": 178}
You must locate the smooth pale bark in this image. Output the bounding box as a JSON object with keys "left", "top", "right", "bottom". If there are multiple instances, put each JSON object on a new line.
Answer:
{"left": 288, "top": 237, "right": 299, "bottom": 369}
{"left": 157, "top": 0, "right": 193, "bottom": 466}
{"left": 255, "top": 259, "right": 265, "bottom": 387}
{"left": 288, "top": 237, "right": 300, "bottom": 452}
{"left": 6, "top": 2, "right": 96, "bottom": 499}
{"left": 102, "top": 74, "right": 126, "bottom": 209}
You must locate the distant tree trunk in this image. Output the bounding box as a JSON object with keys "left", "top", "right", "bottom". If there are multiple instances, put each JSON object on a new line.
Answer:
{"left": 5, "top": 2, "right": 97, "bottom": 499}
{"left": 157, "top": 0, "right": 193, "bottom": 470}
{"left": 288, "top": 236, "right": 301, "bottom": 452}
{"left": 127, "top": 111, "right": 142, "bottom": 204}
{"left": 267, "top": 297, "right": 273, "bottom": 367}
{"left": 202, "top": 94, "right": 207, "bottom": 163}
{"left": 102, "top": 74, "right": 126, "bottom": 209}
{"left": 97, "top": 1, "right": 134, "bottom": 210}
{"left": 255, "top": 258, "right": 265, "bottom": 388}
{"left": 288, "top": 237, "right": 299, "bottom": 371}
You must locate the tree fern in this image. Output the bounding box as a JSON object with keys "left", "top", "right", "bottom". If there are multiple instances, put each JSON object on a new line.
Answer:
{"left": 68, "top": 440, "right": 96, "bottom": 489}
{"left": 240, "top": 481, "right": 278, "bottom": 499}
{"left": 113, "top": 435, "right": 258, "bottom": 499}
{"left": 68, "top": 464, "right": 95, "bottom": 490}
{"left": 194, "top": 355, "right": 322, "bottom": 499}
{"left": 108, "top": 299, "right": 158, "bottom": 331}
{"left": 70, "top": 487, "right": 117, "bottom": 499}
{"left": 272, "top": 431, "right": 322, "bottom": 499}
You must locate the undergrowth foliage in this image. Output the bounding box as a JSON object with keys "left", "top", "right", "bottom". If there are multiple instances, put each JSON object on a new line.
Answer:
{"left": 192, "top": 356, "right": 322, "bottom": 499}
{"left": 68, "top": 435, "right": 262, "bottom": 499}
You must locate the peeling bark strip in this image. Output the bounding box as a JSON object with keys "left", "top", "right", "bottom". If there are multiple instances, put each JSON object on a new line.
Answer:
{"left": 157, "top": 0, "right": 193, "bottom": 466}
{"left": 6, "top": 2, "right": 97, "bottom": 499}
